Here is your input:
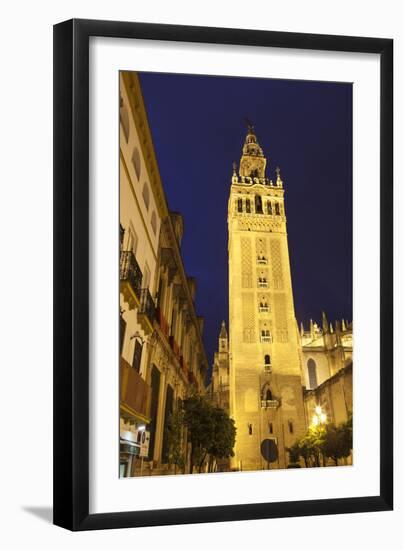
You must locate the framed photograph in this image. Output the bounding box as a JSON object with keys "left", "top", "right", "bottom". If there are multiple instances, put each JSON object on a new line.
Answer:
{"left": 53, "top": 19, "right": 393, "bottom": 530}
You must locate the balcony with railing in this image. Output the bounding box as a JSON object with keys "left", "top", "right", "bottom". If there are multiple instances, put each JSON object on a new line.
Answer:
{"left": 120, "top": 356, "right": 151, "bottom": 422}
{"left": 138, "top": 288, "right": 156, "bottom": 334}
{"left": 261, "top": 399, "right": 279, "bottom": 409}
{"left": 120, "top": 251, "right": 143, "bottom": 309}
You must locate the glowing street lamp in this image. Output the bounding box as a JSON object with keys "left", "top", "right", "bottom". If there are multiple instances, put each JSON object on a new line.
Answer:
{"left": 311, "top": 405, "right": 327, "bottom": 427}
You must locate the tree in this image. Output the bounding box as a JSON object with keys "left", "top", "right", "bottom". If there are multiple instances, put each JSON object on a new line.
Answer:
{"left": 322, "top": 417, "right": 352, "bottom": 465}
{"left": 290, "top": 413, "right": 353, "bottom": 468}
{"left": 182, "top": 395, "right": 236, "bottom": 473}
{"left": 166, "top": 406, "right": 186, "bottom": 474}
{"left": 287, "top": 441, "right": 301, "bottom": 465}
{"left": 183, "top": 395, "right": 214, "bottom": 473}
{"left": 207, "top": 406, "right": 236, "bottom": 472}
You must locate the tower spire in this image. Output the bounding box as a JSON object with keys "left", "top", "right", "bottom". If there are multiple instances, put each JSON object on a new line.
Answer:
{"left": 239, "top": 121, "right": 267, "bottom": 179}
{"left": 219, "top": 320, "right": 228, "bottom": 339}
{"left": 322, "top": 311, "right": 329, "bottom": 333}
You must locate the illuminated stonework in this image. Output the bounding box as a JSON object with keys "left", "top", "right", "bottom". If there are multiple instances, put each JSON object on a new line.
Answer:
{"left": 228, "top": 124, "right": 306, "bottom": 470}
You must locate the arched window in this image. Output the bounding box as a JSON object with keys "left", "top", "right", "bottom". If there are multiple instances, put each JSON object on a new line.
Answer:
{"left": 267, "top": 201, "right": 273, "bottom": 215}
{"left": 255, "top": 194, "right": 263, "bottom": 214}
{"left": 237, "top": 198, "right": 243, "bottom": 212}
{"left": 142, "top": 182, "right": 150, "bottom": 210}
{"left": 132, "top": 147, "right": 141, "bottom": 180}
{"left": 245, "top": 199, "right": 251, "bottom": 213}
{"left": 119, "top": 95, "right": 130, "bottom": 143}
{"left": 262, "top": 384, "right": 273, "bottom": 401}
{"left": 307, "top": 358, "right": 318, "bottom": 389}
{"left": 275, "top": 202, "right": 280, "bottom": 215}
{"left": 264, "top": 354, "right": 271, "bottom": 366}
{"left": 266, "top": 388, "right": 273, "bottom": 401}
{"left": 151, "top": 211, "right": 157, "bottom": 235}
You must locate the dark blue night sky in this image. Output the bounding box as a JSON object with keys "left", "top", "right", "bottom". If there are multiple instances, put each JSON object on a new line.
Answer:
{"left": 139, "top": 72, "right": 352, "bottom": 367}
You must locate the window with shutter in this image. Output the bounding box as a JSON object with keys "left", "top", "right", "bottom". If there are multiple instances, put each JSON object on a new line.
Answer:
{"left": 132, "top": 339, "right": 143, "bottom": 372}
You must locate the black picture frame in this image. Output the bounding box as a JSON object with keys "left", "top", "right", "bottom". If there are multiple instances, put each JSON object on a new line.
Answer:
{"left": 53, "top": 18, "right": 393, "bottom": 531}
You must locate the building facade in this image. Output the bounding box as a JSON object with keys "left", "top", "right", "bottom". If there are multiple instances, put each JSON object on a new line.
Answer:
{"left": 300, "top": 314, "right": 353, "bottom": 390}
{"left": 301, "top": 315, "right": 353, "bottom": 450}
{"left": 228, "top": 124, "right": 306, "bottom": 471}
{"left": 119, "top": 72, "right": 208, "bottom": 477}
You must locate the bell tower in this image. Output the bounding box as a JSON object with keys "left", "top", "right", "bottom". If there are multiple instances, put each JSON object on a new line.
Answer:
{"left": 228, "top": 123, "right": 305, "bottom": 471}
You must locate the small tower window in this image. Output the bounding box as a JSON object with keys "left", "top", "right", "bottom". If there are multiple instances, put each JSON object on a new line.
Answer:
{"left": 264, "top": 354, "right": 271, "bottom": 366}
{"left": 269, "top": 422, "right": 273, "bottom": 434}
{"left": 245, "top": 199, "right": 251, "bottom": 213}
{"left": 261, "top": 383, "right": 274, "bottom": 404}
{"left": 257, "top": 255, "right": 267, "bottom": 265}
{"left": 267, "top": 201, "right": 273, "bottom": 215}
{"left": 258, "top": 276, "right": 268, "bottom": 288}
{"left": 261, "top": 329, "right": 272, "bottom": 343}
{"left": 259, "top": 300, "right": 269, "bottom": 312}
{"left": 248, "top": 423, "right": 253, "bottom": 435}
{"left": 275, "top": 202, "right": 280, "bottom": 215}
{"left": 237, "top": 198, "right": 243, "bottom": 212}
{"left": 255, "top": 194, "right": 263, "bottom": 214}
{"left": 288, "top": 420, "right": 294, "bottom": 434}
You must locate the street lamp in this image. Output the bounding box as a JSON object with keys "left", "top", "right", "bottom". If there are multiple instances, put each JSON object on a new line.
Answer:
{"left": 311, "top": 405, "right": 327, "bottom": 427}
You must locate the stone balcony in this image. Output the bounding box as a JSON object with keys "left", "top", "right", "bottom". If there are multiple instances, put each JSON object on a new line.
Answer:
{"left": 120, "top": 356, "right": 151, "bottom": 422}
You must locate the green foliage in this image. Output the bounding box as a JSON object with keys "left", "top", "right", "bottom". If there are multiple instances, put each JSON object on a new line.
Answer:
{"left": 287, "top": 441, "right": 301, "bottom": 464}
{"left": 322, "top": 416, "right": 352, "bottom": 465}
{"left": 208, "top": 406, "right": 236, "bottom": 460}
{"left": 289, "top": 414, "right": 353, "bottom": 467}
{"left": 166, "top": 406, "right": 186, "bottom": 473}
{"left": 182, "top": 395, "right": 236, "bottom": 473}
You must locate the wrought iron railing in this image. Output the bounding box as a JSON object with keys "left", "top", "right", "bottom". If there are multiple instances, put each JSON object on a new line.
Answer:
{"left": 261, "top": 399, "right": 279, "bottom": 409}
{"left": 138, "top": 288, "right": 156, "bottom": 324}
{"left": 120, "top": 251, "right": 143, "bottom": 300}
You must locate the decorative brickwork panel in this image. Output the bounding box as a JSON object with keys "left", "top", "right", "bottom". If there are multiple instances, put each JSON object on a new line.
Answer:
{"left": 273, "top": 293, "right": 289, "bottom": 342}
{"left": 256, "top": 237, "right": 267, "bottom": 257}
{"left": 270, "top": 239, "right": 284, "bottom": 290}
{"left": 242, "top": 292, "right": 255, "bottom": 343}
{"left": 241, "top": 237, "right": 253, "bottom": 288}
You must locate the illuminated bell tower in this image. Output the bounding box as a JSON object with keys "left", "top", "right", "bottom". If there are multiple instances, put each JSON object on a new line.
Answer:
{"left": 228, "top": 122, "right": 305, "bottom": 471}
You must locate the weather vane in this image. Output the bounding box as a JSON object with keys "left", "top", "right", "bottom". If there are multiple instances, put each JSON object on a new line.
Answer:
{"left": 244, "top": 117, "right": 254, "bottom": 133}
